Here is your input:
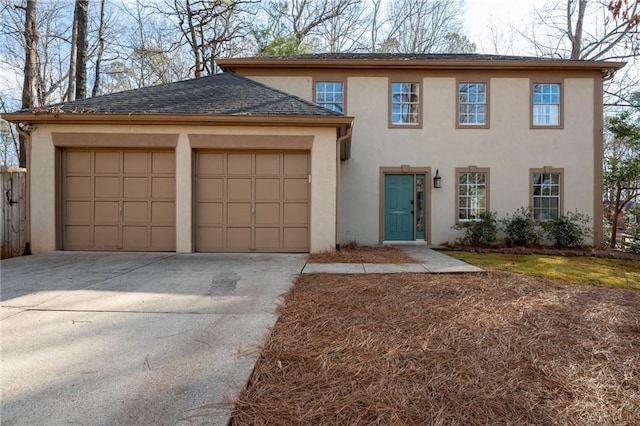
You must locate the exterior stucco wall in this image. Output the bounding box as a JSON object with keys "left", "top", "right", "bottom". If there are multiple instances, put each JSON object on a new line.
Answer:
{"left": 248, "top": 76, "right": 313, "bottom": 101}
{"left": 27, "top": 124, "right": 337, "bottom": 253}
{"left": 242, "top": 74, "right": 598, "bottom": 246}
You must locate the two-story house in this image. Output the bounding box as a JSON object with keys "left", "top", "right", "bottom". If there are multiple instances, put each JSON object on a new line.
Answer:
{"left": 2, "top": 54, "right": 624, "bottom": 253}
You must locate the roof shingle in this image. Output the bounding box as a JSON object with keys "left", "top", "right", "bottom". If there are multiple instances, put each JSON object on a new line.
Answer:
{"left": 27, "top": 72, "right": 340, "bottom": 117}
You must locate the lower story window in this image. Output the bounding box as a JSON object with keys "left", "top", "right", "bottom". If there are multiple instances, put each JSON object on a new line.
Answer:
{"left": 532, "top": 171, "right": 561, "bottom": 221}
{"left": 457, "top": 168, "right": 489, "bottom": 222}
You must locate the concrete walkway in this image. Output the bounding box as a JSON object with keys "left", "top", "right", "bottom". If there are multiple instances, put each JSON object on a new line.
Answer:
{"left": 302, "top": 247, "right": 483, "bottom": 274}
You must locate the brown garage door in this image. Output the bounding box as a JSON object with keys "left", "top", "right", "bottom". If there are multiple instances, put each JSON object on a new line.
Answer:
{"left": 62, "top": 149, "right": 176, "bottom": 251}
{"left": 196, "top": 151, "right": 310, "bottom": 252}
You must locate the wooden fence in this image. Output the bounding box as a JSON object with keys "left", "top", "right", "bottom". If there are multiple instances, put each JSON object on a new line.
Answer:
{"left": 1, "top": 167, "right": 26, "bottom": 259}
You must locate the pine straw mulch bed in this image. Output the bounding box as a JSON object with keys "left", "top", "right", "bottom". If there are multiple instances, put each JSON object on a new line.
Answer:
{"left": 307, "top": 243, "right": 417, "bottom": 264}
{"left": 231, "top": 272, "right": 640, "bottom": 425}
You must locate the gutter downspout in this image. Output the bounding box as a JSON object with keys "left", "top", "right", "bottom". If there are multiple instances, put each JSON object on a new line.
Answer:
{"left": 335, "top": 125, "right": 352, "bottom": 251}
{"left": 16, "top": 123, "right": 32, "bottom": 255}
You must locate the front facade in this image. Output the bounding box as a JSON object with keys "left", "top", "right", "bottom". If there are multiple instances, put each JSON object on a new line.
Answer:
{"left": 219, "top": 54, "right": 625, "bottom": 247}
{"left": 3, "top": 54, "right": 624, "bottom": 253}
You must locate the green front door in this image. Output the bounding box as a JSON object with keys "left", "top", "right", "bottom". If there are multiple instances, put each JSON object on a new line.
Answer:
{"left": 384, "top": 175, "right": 414, "bottom": 240}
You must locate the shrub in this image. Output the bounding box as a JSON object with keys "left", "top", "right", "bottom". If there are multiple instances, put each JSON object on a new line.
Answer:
{"left": 541, "top": 210, "right": 591, "bottom": 247}
{"left": 630, "top": 227, "right": 640, "bottom": 254}
{"left": 501, "top": 207, "right": 540, "bottom": 247}
{"left": 452, "top": 212, "right": 498, "bottom": 247}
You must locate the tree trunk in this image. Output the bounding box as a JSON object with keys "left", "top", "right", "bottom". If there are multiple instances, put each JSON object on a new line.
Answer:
{"left": 92, "top": 0, "right": 106, "bottom": 97}
{"left": 610, "top": 185, "right": 622, "bottom": 247}
{"left": 75, "top": 0, "right": 89, "bottom": 100}
{"left": 20, "top": 0, "right": 38, "bottom": 168}
{"left": 568, "top": 0, "right": 587, "bottom": 59}
{"left": 66, "top": 2, "right": 79, "bottom": 102}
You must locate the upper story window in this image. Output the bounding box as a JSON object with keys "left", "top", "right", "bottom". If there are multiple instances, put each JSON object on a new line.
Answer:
{"left": 457, "top": 168, "right": 489, "bottom": 222}
{"left": 532, "top": 82, "right": 561, "bottom": 127}
{"left": 532, "top": 169, "right": 562, "bottom": 221}
{"left": 458, "top": 82, "right": 487, "bottom": 127}
{"left": 315, "top": 81, "right": 344, "bottom": 113}
{"left": 390, "top": 82, "right": 420, "bottom": 127}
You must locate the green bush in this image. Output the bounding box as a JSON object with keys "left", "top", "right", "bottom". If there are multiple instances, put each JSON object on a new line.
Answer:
{"left": 541, "top": 210, "right": 591, "bottom": 247}
{"left": 501, "top": 207, "right": 540, "bottom": 247}
{"left": 452, "top": 212, "right": 498, "bottom": 247}
{"left": 630, "top": 227, "right": 640, "bottom": 254}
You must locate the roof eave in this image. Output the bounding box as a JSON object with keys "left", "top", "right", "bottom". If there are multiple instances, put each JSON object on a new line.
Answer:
{"left": 0, "top": 112, "right": 354, "bottom": 128}
{"left": 217, "top": 58, "right": 627, "bottom": 72}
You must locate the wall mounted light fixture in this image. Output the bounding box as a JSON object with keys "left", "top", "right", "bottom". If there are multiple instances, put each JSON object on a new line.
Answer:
{"left": 433, "top": 169, "right": 442, "bottom": 188}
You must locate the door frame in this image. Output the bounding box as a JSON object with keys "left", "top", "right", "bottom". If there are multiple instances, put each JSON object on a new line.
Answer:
{"left": 379, "top": 166, "right": 431, "bottom": 244}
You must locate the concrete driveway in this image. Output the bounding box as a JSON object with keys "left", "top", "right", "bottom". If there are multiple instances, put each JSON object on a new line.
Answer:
{"left": 1, "top": 252, "right": 306, "bottom": 425}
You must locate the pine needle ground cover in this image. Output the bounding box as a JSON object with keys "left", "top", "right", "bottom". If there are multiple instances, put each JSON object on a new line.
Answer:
{"left": 307, "top": 243, "right": 417, "bottom": 264}
{"left": 232, "top": 272, "right": 640, "bottom": 425}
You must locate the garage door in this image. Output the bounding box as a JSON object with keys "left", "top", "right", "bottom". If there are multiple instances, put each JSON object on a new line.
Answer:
{"left": 196, "top": 151, "right": 309, "bottom": 252}
{"left": 62, "top": 149, "right": 176, "bottom": 251}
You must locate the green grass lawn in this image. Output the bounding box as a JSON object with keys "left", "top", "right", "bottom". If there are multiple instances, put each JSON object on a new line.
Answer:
{"left": 443, "top": 251, "right": 640, "bottom": 290}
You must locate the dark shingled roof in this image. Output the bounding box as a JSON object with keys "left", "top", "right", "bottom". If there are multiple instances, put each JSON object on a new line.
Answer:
{"left": 28, "top": 72, "right": 341, "bottom": 116}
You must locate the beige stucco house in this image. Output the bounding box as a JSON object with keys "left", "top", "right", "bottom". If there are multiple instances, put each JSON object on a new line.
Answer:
{"left": 2, "top": 54, "right": 625, "bottom": 253}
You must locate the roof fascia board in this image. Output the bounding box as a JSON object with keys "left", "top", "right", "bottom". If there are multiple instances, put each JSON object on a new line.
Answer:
{"left": 1, "top": 113, "right": 354, "bottom": 128}
{"left": 217, "top": 58, "right": 626, "bottom": 72}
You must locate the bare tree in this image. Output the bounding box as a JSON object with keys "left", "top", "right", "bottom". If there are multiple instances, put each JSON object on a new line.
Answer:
{"left": 74, "top": 0, "right": 89, "bottom": 99}
{"left": 65, "top": 2, "right": 78, "bottom": 101}
{"left": 91, "top": 0, "right": 106, "bottom": 97}
{"left": 315, "top": 0, "right": 368, "bottom": 52}
{"left": 19, "top": 0, "right": 37, "bottom": 167}
{"left": 383, "top": 0, "right": 469, "bottom": 54}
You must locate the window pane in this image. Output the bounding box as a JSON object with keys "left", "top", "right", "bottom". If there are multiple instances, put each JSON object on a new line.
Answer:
{"left": 458, "top": 82, "right": 487, "bottom": 125}
{"left": 391, "top": 82, "right": 420, "bottom": 125}
{"left": 315, "top": 81, "right": 344, "bottom": 114}
{"left": 457, "top": 172, "right": 487, "bottom": 221}
{"left": 532, "top": 83, "right": 560, "bottom": 126}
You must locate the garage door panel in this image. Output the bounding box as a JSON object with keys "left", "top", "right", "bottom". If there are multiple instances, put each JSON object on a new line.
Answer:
{"left": 151, "top": 226, "right": 176, "bottom": 251}
{"left": 227, "top": 203, "right": 251, "bottom": 224}
{"left": 66, "top": 201, "right": 91, "bottom": 223}
{"left": 66, "top": 177, "right": 91, "bottom": 198}
{"left": 123, "top": 152, "right": 148, "bottom": 174}
{"left": 227, "top": 228, "right": 251, "bottom": 250}
{"left": 122, "top": 226, "right": 148, "bottom": 249}
{"left": 227, "top": 154, "right": 252, "bottom": 175}
{"left": 196, "top": 227, "right": 223, "bottom": 251}
{"left": 284, "top": 153, "right": 309, "bottom": 174}
{"left": 65, "top": 226, "right": 92, "bottom": 248}
{"left": 94, "top": 201, "right": 119, "bottom": 223}
{"left": 227, "top": 179, "right": 251, "bottom": 199}
{"left": 284, "top": 203, "right": 308, "bottom": 224}
{"left": 94, "top": 177, "right": 119, "bottom": 198}
{"left": 151, "top": 201, "right": 175, "bottom": 223}
{"left": 196, "top": 151, "right": 309, "bottom": 253}
{"left": 284, "top": 179, "right": 309, "bottom": 200}
{"left": 123, "top": 201, "right": 148, "bottom": 223}
{"left": 255, "top": 154, "right": 280, "bottom": 175}
{"left": 198, "top": 202, "right": 223, "bottom": 225}
{"left": 123, "top": 177, "right": 148, "bottom": 198}
{"left": 197, "top": 178, "right": 223, "bottom": 200}
{"left": 65, "top": 151, "right": 91, "bottom": 173}
{"left": 255, "top": 228, "right": 280, "bottom": 249}
{"left": 62, "top": 149, "right": 175, "bottom": 251}
{"left": 255, "top": 203, "right": 280, "bottom": 224}
{"left": 283, "top": 227, "right": 308, "bottom": 249}
{"left": 151, "top": 177, "right": 175, "bottom": 198}
{"left": 95, "top": 152, "right": 120, "bottom": 173}
{"left": 197, "top": 153, "right": 224, "bottom": 175}
{"left": 255, "top": 179, "right": 280, "bottom": 200}
{"left": 94, "top": 226, "right": 119, "bottom": 248}
{"left": 152, "top": 152, "right": 175, "bottom": 174}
